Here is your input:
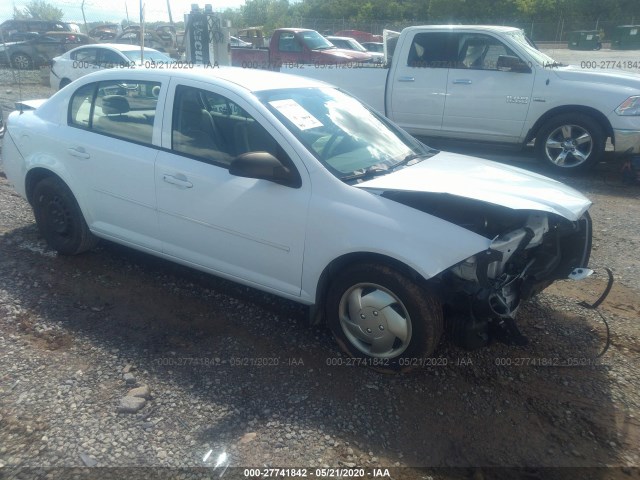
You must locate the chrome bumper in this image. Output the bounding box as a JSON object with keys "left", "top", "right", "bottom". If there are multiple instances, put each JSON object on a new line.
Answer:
{"left": 614, "top": 129, "right": 640, "bottom": 153}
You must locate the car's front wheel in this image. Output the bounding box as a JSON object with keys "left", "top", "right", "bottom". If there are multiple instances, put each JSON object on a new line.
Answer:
{"left": 326, "top": 263, "right": 443, "bottom": 371}
{"left": 11, "top": 52, "right": 33, "bottom": 70}
{"left": 535, "top": 113, "right": 605, "bottom": 173}
{"left": 32, "top": 177, "right": 98, "bottom": 255}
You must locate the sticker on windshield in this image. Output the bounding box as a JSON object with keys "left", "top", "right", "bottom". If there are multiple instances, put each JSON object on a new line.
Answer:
{"left": 269, "top": 99, "right": 323, "bottom": 130}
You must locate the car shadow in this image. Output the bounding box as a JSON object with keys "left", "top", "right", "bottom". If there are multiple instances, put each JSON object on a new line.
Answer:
{"left": 0, "top": 221, "right": 628, "bottom": 479}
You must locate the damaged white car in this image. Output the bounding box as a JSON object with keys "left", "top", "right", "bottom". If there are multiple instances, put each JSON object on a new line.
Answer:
{"left": 2, "top": 68, "right": 592, "bottom": 369}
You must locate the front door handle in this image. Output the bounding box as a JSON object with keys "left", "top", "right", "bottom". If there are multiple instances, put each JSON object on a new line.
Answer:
{"left": 67, "top": 146, "right": 90, "bottom": 159}
{"left": 398, "top": 76, "right": 415, "bottom": 82}
{"left": 452, "top": 79, "right": 472, "bottom": 84}
{"left": 163, "top": 174, "right": 193, "bottom": 189}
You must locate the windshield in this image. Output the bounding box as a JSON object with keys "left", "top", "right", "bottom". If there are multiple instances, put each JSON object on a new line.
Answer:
{"left": 123, "top": 50, "right": 172, "bottom": 63}
{"left": 258, "top": 87, "right": 432, "bottom": 181}
{"left": 300, "top": 31, "right": 335, "bottom": 50}
{"left": 347, "top": 39, "right": 367, "bottom": 52}
{"left": 506, "top": 30, "right": 559, "bottom": 66}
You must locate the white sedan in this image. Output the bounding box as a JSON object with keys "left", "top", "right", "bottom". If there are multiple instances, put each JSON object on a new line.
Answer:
{"left": 49, "top": 43, "right": 172, "bottom": 90}
{"left": 4, "top": 67, "right": 593, "bottom": 369}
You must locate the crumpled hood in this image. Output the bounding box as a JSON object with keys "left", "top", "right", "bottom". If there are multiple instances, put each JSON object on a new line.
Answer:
{"left": 355, "top": 151, "right": 591, "bottom": 221}
{"left": 550, "top": 65, "right": 640, "bottom": 90}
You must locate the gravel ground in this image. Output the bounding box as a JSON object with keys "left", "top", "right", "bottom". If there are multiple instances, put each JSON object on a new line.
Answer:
{"left": 1, "top": 60, "right": 640, "bottom": 480}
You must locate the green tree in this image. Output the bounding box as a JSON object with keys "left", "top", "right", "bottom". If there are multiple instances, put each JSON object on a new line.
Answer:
{"left": 14, "top": 0, "right": 64, "bottom": 21}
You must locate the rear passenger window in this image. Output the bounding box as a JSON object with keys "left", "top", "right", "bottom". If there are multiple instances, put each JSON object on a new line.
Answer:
{"left": 69, "top": 83, "right": 95, "bottom": 128}
{"left": 68, "top": 80, "right": 160, "bottom": 145}
{"left": 407, "top": 32, "right": 459, "bottom": 68}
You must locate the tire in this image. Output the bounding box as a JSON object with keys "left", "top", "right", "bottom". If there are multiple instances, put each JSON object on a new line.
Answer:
{"left": 59, "top": 78, "right": 71, "bottom": 90}
{"left": 326, "top": 263, "right": 443, "bottom": 371}
{"left": 32, "top": 177, "right": 98, "bottom": 255}
{"left": 534, "top": 113, "right": 605, "bottom": 173}
{"left": 11, "top": 52, "right": 34, "bottom": 70}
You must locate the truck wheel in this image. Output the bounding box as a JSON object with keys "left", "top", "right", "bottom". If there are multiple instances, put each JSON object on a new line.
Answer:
{"left": 535, "top": 113, "right": 605, "bottom": 173}
{"left": 11, "top": 52, "right": 33, "bottom": 70}
{"left": 59, "top": 78, "right": 71, "bottom": 90}
{"left": 326, "top": 263, "right": 443, "bottom": 371}
{"left": 32, "top": 177, "right": 98, "bottom": 255}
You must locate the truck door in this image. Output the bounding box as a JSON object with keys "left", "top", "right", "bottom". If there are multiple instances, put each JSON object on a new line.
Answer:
{"left": 387, "top": 32, "right": 457, "bottom": 135}
{"left": 440, "top": 33, "right": 535, "bottom": 143}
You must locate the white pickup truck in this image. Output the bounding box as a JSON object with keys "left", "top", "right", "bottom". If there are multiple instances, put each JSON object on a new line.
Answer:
{"left": 283, "top": 25, "right": 640, "bottom": 172}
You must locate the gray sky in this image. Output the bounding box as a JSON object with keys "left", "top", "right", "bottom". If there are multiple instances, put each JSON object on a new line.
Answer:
{"left": 2, "top": 0, "right": 248, "bottom": 25}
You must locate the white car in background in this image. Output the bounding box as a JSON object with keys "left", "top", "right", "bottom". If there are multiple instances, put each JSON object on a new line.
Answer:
{"left": 49, "top": 43, "right": 172, "bottom": 90}
{"left": 4, "top": 67, "right": 593, "bottom": 368}
{"left": 326, "top": 35, "right": 385, "bottom": 63}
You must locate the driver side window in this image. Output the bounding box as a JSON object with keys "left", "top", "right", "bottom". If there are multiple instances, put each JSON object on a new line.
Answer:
{"left": 171, "top": 85, "right": 284, "bottom": 167}
{"left": 456, "top": 34, "right": 518, "bottom": 70}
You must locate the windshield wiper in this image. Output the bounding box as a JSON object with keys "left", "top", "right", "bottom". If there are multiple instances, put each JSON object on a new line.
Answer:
{"left": 389, "top": 151, "right": 437, "bottom": 171}
{"left": 341, "top": 168, "right": 390, "bottom": 182}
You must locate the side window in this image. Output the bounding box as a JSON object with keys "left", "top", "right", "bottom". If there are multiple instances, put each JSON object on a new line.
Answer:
{"left": 97, "top": 49, "right": 128, "bottom": 68}
{"left": 71, "top": 48, "right": 98, "bottom": 65}
{"left": 68, "top": 80, "right": 160, "bottom": 145}
{"left": 407, "top": 32, "right": 459, "bottom": 68}
{"left": 278, "top": 32, "right": 302, "bottom": 53}
{"left": 456, "top": 34, "right": 517, "bottom": 70}
{"left": 69, "top": 83, "right": 96, "bottom": 128}
{"left": 172, "top": 85, "right": 281, "bottom": 167}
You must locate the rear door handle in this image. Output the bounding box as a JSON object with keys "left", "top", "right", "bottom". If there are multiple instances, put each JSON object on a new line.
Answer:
{"left": 452, "top": 79, "right": 472, "bottom": 84}
{"left": 163, "top": 174, "right": 193, "bottom": 189}
{"left": 67, "top": 146, "right": 90, "bottom": 159}
{"left": 398, "top": 76, "right": 415, "bottom": 82}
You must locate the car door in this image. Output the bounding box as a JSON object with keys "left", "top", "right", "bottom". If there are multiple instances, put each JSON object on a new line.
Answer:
{"left": 155, "top": 79, "right": 311, "bottom": 296}
{"left": 56, "top": 78, "right": 165, "bottom": 250}
{"left": 387, "top": 31, "right": 457, "bottom": 135}
{"left": 440, "top": 33, "right": 536, "bottom": 142}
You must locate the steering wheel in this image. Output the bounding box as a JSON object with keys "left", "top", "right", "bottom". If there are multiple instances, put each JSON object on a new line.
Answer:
{"left": 321, "top": 131, "right": 346, "bottom": 160}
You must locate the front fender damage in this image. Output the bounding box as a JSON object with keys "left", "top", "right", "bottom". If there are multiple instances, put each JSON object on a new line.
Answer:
{"left": 381, "top": 190, "right": 594, "bottom": 349}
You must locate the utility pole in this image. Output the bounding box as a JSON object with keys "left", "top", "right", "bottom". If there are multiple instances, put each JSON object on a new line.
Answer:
{"left": 166, "top": 0, "right": 174, "bottom": 25}
{"left": 81, "top": 0, "right": 88, "bottom": 34}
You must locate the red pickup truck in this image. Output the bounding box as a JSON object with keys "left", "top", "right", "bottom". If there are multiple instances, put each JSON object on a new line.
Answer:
{"left": 231, "top": 28, "right": 372, "bottom": 68}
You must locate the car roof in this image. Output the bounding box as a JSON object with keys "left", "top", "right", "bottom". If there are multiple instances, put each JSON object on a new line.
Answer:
{"left": 67, "top": 43, "right": 161, "bottom": 53}
{"left": 326, "top": 36, "right": 353, "bottom": 41}
{"left": 80, "top": 66, "right": 329, "bottom": 93}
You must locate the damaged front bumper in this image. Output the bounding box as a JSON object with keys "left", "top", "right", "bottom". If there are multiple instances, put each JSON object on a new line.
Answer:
{"left": 440, "top": 211, "right": 593, "bottom": 347}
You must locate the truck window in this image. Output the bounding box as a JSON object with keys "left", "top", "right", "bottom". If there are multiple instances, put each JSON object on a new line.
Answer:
{"left": 456, "top": 34, "right": 518, "bottom": 70}
{"left": 407, "top": 32, "right": 458, "bottom": 68}
{"left": 278, "top": 32, "right": 302, "bottom": 52}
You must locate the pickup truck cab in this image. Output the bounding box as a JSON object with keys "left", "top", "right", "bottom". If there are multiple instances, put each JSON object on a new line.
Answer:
{"left": 231, "top": 28, "right": 372, "bottom": 68}
{"left": 284, "top": 25, "right": 640, "bottom": 172}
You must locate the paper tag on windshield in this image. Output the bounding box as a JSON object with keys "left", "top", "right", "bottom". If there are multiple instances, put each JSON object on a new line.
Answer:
{"left": 269, "top": 99, "right": 323, "bottom": 130}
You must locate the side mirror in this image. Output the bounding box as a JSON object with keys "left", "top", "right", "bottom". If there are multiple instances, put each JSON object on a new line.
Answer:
{"left": 229, "top": 151, "right": 301, "bottom": 188}
{"left": 496, "top": 55, "right": 531, "bottom": 73}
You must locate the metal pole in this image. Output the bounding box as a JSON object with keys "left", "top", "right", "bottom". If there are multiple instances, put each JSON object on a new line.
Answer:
{"left": 81, "top": 0, "right": 88, "bottom": 34}
{"left": 140, "top": 0, "right": 144, "bottom": 63}
{"left": 166, "top": 0, "right": 174, "bottom": 24}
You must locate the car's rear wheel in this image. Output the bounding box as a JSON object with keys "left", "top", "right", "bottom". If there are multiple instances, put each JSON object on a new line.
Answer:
{"left": 11, "top": 52, "right": 33, "bottom": 70}
{"left": 326, "top": 263, "right": 443, "bottom": 371}
{"left": 535, "top": 113, "right": 605, "bottom": 173}
{"left": 32, "top": 177, "right": 98, "bottom": 255}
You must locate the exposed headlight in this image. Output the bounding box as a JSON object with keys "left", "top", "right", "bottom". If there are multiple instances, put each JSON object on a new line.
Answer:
{"left": 615, "top": 96, "right": 640, "bottom": 116}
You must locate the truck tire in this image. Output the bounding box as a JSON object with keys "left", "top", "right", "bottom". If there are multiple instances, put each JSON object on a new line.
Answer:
{"left": 326, "top": 263, "right": 443, "bottom": 372}
{"left": 535, "top": 113, "right": 605, "bottom": 173}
